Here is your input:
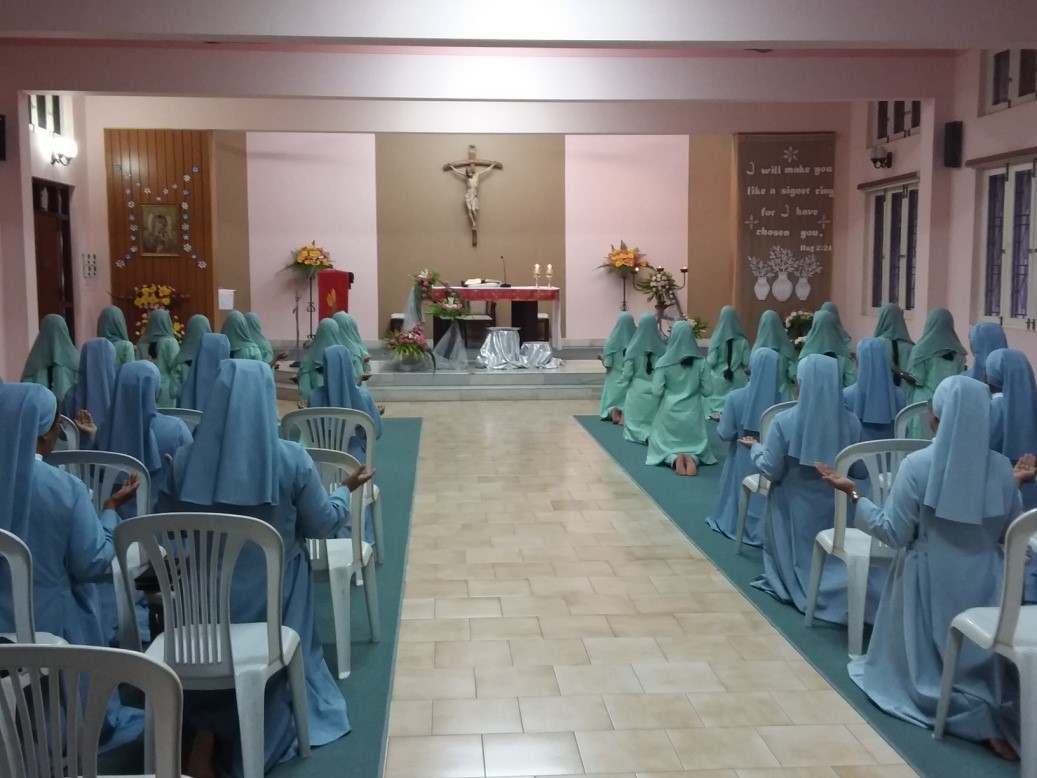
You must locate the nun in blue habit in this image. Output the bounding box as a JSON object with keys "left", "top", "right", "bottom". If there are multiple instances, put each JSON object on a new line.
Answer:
{"left": 966, "top": 321, "right": 1008, "bottom": 381}
{"left": 599, "top": 311, "right": 637, "bottom": 423}
{"left": 843, "top": 337, "right": 906, "bottom": 441}
{"left": 134, "top": 309, "right": 181, "bottom": 407}
{"left": 157, "top": 360, "right": 365, "bottom": 775}
{"left": 745, "top": 354, "right": 878, "bottom": 624}
{"left": 21, "top": 313, "right": 80, "bottom": 403}
{"left": 178, "top": 333, "right": 230, "bottom": 411}
{"left": 169, "top": 313, "right": 211, "bottom": 404}
{"left": 986, "top": 348, "right": 1037, "bottom": 512}
{"left": 820, "top": 301, "right": 852, "bottom": 347}
{"left": 61, "top": 337, "right": 117, "bottom": 443}
{"left": 818, "top": 375, "right": 1030, "bottom": 758}
{"left": 902, "top": 308, "right": 966, "bottom": 438}
{"left": 297, "top": 318, "right": 341, "bottom": 406}
{"left": 705, "top": 306, "right": 750, "bottom": 416}
{"left": 707, "top": 347, "right": 786, "bottom": 545}
{"left": 0, "top": 383, "right": 144, "bottom": 752}
{"left": 620, "top": 312, "right": 668, "bottom": 444}
{"left": 753, "top": 310, "right": 797, "bottom": 399}
{"left": 798, "top": 310, "right": 856, "bottom": 387}
{"left": 873, "top": 303, "right": 914, "bottom": 383}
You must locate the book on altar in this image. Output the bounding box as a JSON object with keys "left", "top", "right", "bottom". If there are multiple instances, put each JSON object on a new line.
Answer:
{"left": 462, "top": 279, "right": 501, "bottom": 287}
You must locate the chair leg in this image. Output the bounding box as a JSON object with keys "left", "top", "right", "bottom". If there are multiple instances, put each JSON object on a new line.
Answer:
{"left": 143, "top": 699, "right": 155, "bottom": 774}
{"left": 363, "top": 559, "right": 381, "bottom": 643}
{"left": 234, "top": 670, "right": 268, "bottom": 778}
{"left": 845, "top": 556, "right": 869, "bottom": 657}
{"left": 286, "top": 646, "right": 312, "bottom": 758}
{"left": 1018, "top": 652, "right": 1037, "bottom": 778}
{"left": 373, "top": 497, "right": 385, "bottom": 565}
{"left": 329, "top": 565, "right": 353, "bottom": 679}
{"left": 933, "top": 627, "right": 964, "bottom": 740}
{"left": 734, "top": 484, "right": 750, "bottom": 554}
{"left": 803, "top": 541, "right": 827, "bottom": 628}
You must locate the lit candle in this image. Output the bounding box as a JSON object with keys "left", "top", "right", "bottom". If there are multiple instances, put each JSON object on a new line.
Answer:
{"left": 534, "top": 263, "right": 540, "bottom": 274}
{"left": 547, "top": 264, "right": 553, "bottom": 275}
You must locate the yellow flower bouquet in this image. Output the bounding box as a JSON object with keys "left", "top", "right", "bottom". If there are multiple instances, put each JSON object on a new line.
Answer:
{"left": 600, "top": 241, "right": 648, "bottom": 277}
{"left": 288, "top": 241, "right": 334, "bottom": 277}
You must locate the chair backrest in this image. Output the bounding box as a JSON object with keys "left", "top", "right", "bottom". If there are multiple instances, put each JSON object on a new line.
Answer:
{"left": 832, "top": 439, "right": 930, "bottom": 549}
{"left": 0, "top": 644, "right": 183, "bottom": 778}
{"left": 304, "top": 449, "right": 366, "bottom": 568}
{"left": 759, "top": 400, "right": 797, "bottom": 439}
{"left": 159, "top": 407, "right": 203, "bottom": 433}
{"left": 991, "top": 508, "right": 1037, "bottom": 648}
{"left": 280, "top": 408, "right": 376, "bottom": 471}
{"left": 0, "top": 529, "right": 37, "bottom": 643}
{"left": 894, "top": 401, "right": 933, "bottom": 440}
{"left": 113, "top": 513, "right": 286, "bottom": 680}
{"left": 44, "top": 450, "right": 151, "bottom": 519}
{"left": 55, "top": 416, "right": 79, "bottom": 452}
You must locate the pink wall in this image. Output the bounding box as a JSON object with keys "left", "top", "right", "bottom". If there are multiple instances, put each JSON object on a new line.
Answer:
{"left": 245, "top": 132, "right": 379, "bottom": 341}
{"left": 564, "top": 135, "right": 690, "bottom": 341}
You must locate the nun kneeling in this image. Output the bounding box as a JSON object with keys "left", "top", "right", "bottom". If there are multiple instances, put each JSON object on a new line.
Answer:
{"left": 621, "top": 313, "right": 667, "bottom": 445}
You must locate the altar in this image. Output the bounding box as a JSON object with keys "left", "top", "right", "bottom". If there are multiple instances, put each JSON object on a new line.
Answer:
{"left": 429, "top": 286, "right": 561, "bottom": 348}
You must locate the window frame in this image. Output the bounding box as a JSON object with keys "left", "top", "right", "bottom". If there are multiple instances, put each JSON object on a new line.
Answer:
{"left": 870, "top": 99, "right": 922, "bottom": 146}
{"left": 982, "top": 48, "right": 1037, "bottom": 115}
{"left": 865, "top": 179, "right": 920, "bottom": 313}
{"left": 26, "top": 94, "right": 63, "bottom": 137}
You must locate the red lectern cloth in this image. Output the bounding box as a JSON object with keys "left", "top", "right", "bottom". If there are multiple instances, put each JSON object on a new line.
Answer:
{"left": 318, "top": 270, "right": 351, "bottom": 318}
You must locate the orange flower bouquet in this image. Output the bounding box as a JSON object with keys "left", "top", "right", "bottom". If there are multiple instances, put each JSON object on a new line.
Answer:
{"left": 600, "top": 241, "right": 648, "bottom": 277}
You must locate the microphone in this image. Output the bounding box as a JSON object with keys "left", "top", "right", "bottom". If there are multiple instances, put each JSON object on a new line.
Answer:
{"left": 499, "top": 255, "right": 511, "bottom": 287}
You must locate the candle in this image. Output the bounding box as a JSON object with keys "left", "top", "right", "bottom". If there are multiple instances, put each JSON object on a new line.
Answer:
{"left": 547, "top": 264, "right": 553, "bottom": 275}
{"left": 534, "top": 263, "right": 540, "bottom": 274}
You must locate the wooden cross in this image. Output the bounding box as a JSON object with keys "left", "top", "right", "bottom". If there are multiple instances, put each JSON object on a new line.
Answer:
{"left": 443, "top": 144, "right": 503, "bottom": 247}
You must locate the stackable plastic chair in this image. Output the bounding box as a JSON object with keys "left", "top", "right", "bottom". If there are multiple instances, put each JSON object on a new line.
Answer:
{"left": 55, "top": 415, "right": 80, "bottom": 452}
{"left": 804, "top": 438, "right": 929, "bottom": 656}
{"left": 305, "top": 448, "right": 380, "bottom": 679}
{"left": 158, "top": 407, "right": 203, "bottom": 433}
{"left": 894, "top": 401, "right": 933, "bottom": 440}
{"left": 0, "top": 644, "right": 183, "bottom": 778}
{"left": 45, "top": 450, "right": 151, "bottom": 652}
{"left": 113, "top": 513, "right": 310, "bottom": 778}
{"left": 281, "top": 407, "right": 385, "bottom": 563}
{"left": 935, "top": 508, "right": 1037, "bottom": 776}
{"left": 734, "top": 401, "right": 797, "bottom": 553}
{"left": 0, "top": 529, "right": 67, "bottom": 646}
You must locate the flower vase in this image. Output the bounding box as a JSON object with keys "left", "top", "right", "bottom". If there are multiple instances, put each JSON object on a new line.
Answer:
{"left": 794, "top": 276, "right": 811, "bottom": 301}
{"left": 397, "top": 354, "right": 427, "bottom": 372}
{"left": 772, "top": 271, "right": 793, "bottom": 302}
{"left": 753, "top": 276, "right": 771, "bottom": 301}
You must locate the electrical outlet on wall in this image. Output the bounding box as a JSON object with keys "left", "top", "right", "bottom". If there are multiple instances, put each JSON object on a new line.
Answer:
{"left": 81, "top": 252, "right": 98, "bottom": 279}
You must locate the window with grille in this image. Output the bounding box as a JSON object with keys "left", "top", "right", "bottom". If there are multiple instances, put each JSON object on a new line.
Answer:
{"left": 871, "top": 100, "right": 922, "bottom": 145}
{"left": 27, "top": 94, "right": 62, "bottom": 135}
{"left": 980, "top": 162, "right": 1037, "bottom": 327}
{"left": 866, "top": 181, "right": 920, "bottom": 311}
{"left": 983, "top": 48, "right": 1037, "bottom": 114}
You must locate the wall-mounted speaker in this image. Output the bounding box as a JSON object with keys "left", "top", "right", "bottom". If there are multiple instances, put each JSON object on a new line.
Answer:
{"left": 0, "top": 114, "right": 6, "bottom": 161}
{"left": 943, "top": 121, "right": 963, "bottom": 168}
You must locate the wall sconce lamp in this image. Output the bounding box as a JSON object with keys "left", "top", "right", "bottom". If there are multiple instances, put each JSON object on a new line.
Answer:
{"left": 50, "top": 135, "right": 78, "bottom": 166}
{"left": 870, "top": 144, "right": 893, "bottom": 169}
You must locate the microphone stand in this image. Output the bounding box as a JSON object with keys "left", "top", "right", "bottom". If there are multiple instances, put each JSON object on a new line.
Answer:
{"left": 499, "top": 255, "right": 511, "bottom": 287}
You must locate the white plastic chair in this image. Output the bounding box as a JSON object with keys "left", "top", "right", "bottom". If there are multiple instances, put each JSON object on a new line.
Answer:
{"left": 55, "top": 415, "right": 79, "bottom": 452}
{"left": 934, "top": 508, "right": 1037, "bottom": 775}
{"left": 0, "top": 644, "right": 183, "bottom": 778}
{"left": 158, "top": 407, "right": 203, "bottom": 433}
{"left": 894, "top": 401, "right": 933, "bottom": 440}
{"left": 0, "top": 529, "right": 67, "bottom": 646}
{"left": 305, "top": 448, "right": 380, "bottom": 679}
{"left": 734, "top": 400, "right": 797, "bottom": 554}
{"left": 281, "top": 408, "right": 385, "bottom": 564}
{"left": 113, "top": 512, "right": 310, "bottom": 778}
{"left": 804, "top": 438, "right": 929, "bottom": 656}
{"left": 45, "top": 450, "right": 152, "bottom": 652}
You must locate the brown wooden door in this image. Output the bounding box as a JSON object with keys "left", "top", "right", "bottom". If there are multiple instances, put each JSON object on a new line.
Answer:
{"left": 33, "top": 180, "right": 75, "bottom": 340}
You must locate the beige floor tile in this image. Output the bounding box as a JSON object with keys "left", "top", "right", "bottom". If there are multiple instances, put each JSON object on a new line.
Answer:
{"left": 432, "top": 697, "right": 523, "bottom": 735}
{"left": 539, "top": 615, "right": 616, "bottom": 639}
{"left": 631, "top": 661, "right": 725, "bottom": 693}
{"left": 483, "top": 732, "right": 585, "bottom": 777}
{"left": 677, "top": 612, "right": 775, "bottom": 636}
{"left": 833, "top": 766, "right": 918, "bottom": 778}
{"left": 476, "top": 665, "right": 561, "bottom": 697}
{"left": 844, "top": 725, "right": 906, "bottom": 765}
{"left": 399, "top": 618, "right": 472, "bottom": 643}
{"left": 393, "top": 668, "right": 477, "bottom": 700}
{"left": 529, "top": 576, "right": 596, "bottom": 597}
{"left": 756, "top": 725, "right": 876, "bottom": 768}
{"left": 383, "top": 734, "right": 485, "bottom": 778}
{"left": 554, "top": 664, "right": 643, "bottom": 695}
{"left": 649, "top": 573, "right": 734, "bottom": 594}
{"left": 603, "top": 693, "right": 702, "bottom": 730}
{"left": 553, "top": 560, "right": 619, "bottom": 577}
{"left": 731, "top": 635, "right": 806, "bottom": 662}
{"left": 710, "top": 661, "right": 810, "bottom": 692}
{"left": 471, "top": 617, "right": 543, "bottom": 640}
{"left": 655, "top": 635, "right": 743, "bottom": 662}
{"left": 575, "top": 729, "right": 684, "bottom": 773}
{"left": 668, "top": 727, "right": 781, "bottom": 770}
{"left": 734, "top": 769, "right": 840, "bottom": 777}
{"left": 401, "top": 597, "right": 436, "bottom": 619}
{"left": 388, "top": 700, "right": 433, "bottom": 737}
{"left": 510, "top": 638, "right": 590, "bottom": 666}
{"left": 519, "top": 694, "right": 614, "bottom": 732}
{"left": 589, "top": 575, "right": 659, "bottom": 594}
{"left": 607, "top": 614, "right": 686, "bottom": 637}
{"left": 687, "top": 692, "right": 793, "bottom": 728}
{"left": 469, "top": 578, "right": 533, "bottom": 598}
{"left": 435, "top": 640, "right": 514, "bottom": 668}
{"left": 436, "top": 597, "right": 504, "bottom": 619}
{"left": 395, "top": 642, "right": 436, "bottom": 670}
{"left": 770, "top": 691, "right": 865, "bottom": 726}
{"left": 501, "top": 596, "right": 572, "bottom": 617}
{"left": 565, "top": 593, "right": 639, "bottom": 616}
{"left": 785, "top": 661, "right": 832, "bottom": 691}
{"left": 583, "top": 637, "right": 665, "bottom": 664}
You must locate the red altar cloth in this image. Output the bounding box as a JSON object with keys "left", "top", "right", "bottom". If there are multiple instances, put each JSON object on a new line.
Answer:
{"left": 318, "top": 269, "right": 351, "bottom": 318}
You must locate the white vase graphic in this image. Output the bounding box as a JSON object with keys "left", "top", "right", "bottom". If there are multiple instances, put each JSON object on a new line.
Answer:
{"left": 794, "top": 276, "right": 811, "bottom": 301}
{"left": 754, "top": 276, "right": 771, "bottom": 301}
{"left": 772, "top": 271, "right": 793, "bottom": 302}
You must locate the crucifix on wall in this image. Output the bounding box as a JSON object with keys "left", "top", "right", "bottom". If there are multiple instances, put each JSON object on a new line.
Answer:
{"left": 443, "top": 144, "right": 503, "bottom": 247}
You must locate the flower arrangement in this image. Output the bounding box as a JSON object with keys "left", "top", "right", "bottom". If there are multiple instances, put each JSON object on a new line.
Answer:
{"left": 412, "top": 268, "right": 442, "bottom": 302}
{"left": 287, "top": 241, "right": 333, "bottom": 277}
{"left": 600, "top": 241, "right": 648, "bottom": 277}
{"left": 634, "top": 268, "right": 678, "bottom": 305}
{"left": 384, "top": 324, "right": 430, "bottom": 361}
{"left": 796, "top": 254, "right": 823, "bottom": 279}
{"left": 687, "top": 316, "right": 709, "bottom": 340}
{"left": 131, "top": 283, "right": 188, "bottom": 311}
{"left": 134, "top": 310, "right": 186, "bottom": 341}
{"left": 784, "top": 310, "right": 814, "bottom": 350}
{"left": 768, "top": 246, "right": 798, "bottom": 275}
{"left": 430, "top": 295, "right": 470, "bottom": 320}
{"left": 747, "top": 256, "right": 773, "bottom": 281}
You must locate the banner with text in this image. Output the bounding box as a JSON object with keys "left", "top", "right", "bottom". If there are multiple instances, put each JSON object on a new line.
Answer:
{"left": 735, "top": 133, "right": 835, "bottom": 338}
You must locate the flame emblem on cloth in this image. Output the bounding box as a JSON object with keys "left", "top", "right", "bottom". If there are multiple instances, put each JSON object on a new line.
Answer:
{"left": 326, "top": 288, "right": 338, "bottom": 311}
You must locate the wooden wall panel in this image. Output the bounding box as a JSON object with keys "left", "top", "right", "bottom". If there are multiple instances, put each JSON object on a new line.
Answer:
{"left": 105, "top": 129, "right": 214, "bottom": 338}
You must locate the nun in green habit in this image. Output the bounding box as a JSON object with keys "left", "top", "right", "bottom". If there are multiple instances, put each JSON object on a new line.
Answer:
{"left": 753, "top": 309, "right": 798, "bottom": 398}
{"left": 902, "top": 307, "right": 966, "bottom": 437}
{"left": 799, "top": 309, "right": 856, "bottom": 386}
{"left": 21, "top": 313, "right": 80, "bottom": 403}
{"left": 647, "top": 320, "right": 716, "bottom": 475}
{"left": 96, "top": 305, "right": 137, "bottom": 371}
{"left": 820, "top": 301, "right": 852, "bottom": 347}
{"left": 220, "top": 310, "right": 264, "bottom": 361}
{"left": 245, "top": 311, "right": 276, "bottom": 364}
{"left": 705, "top": 306, "right": 750, "bottom": 416}
{"left": 599, "top": 312, "right": 637, "bottom": 423}
{"left": 169, "top": 314, "right": 211, "bottom": 404}
{"left": 332, "top": 311, "right": 371, "bottom": 381}
{"left": 620, "top": 313, "right": 668, "bottom": 445}
{"left": 134, "top": 309, "right": 180, "bottom": 408}
{"left": 873, "top": 302, "right": 914, "bottom": 383}
{"left": 298, "top": 318, "right": 342, "bottom": 406}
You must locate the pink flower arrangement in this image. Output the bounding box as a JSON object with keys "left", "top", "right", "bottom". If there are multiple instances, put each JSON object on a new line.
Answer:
{"left": 384, "top": 324, "right": 430, "bottom": 360}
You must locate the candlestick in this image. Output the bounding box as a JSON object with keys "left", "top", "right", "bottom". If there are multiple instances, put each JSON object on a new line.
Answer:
{"left": 547, "top": 263, "right": 552, "bottom": 275}
{"left": 533, "top": 273, "right": 540, "bottom": 288}
{"left": 534, "top": 263, "right": 540, "bottom": 275}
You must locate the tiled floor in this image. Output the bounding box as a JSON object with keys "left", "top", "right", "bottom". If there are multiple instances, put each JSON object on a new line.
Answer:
{"left": 381, "top": 399, "right": 919, "bottom": 778}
